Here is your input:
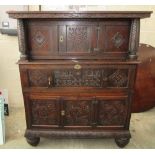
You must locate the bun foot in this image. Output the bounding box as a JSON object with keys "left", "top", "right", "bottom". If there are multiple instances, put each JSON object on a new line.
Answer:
{"left": 26, "top": 136, "right": 40, "bottom": 146}
{"left": 115, "top": 137, "right": 130, "bottom": 148}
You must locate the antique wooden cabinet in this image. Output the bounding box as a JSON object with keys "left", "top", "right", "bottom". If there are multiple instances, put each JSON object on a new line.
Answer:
{"left": 8, "top": 11, "right": 152, "bottom": 147}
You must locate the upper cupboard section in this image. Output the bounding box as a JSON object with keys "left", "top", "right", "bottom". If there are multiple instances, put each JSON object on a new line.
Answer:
{"left": 26, "top": 19, "right": 131, "bottom": 60}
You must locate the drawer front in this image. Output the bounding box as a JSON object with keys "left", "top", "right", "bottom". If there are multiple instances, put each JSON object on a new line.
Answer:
{"left": 25, "top": 94, "right": 129, "bottom": 129}
{"left": 27, "top": 20, "right": 130, "bottom": 60}
{"left": 20, "top": 64, "right": 136, "bottom": 89}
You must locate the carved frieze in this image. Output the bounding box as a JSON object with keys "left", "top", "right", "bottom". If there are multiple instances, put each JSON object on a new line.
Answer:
{"left": 53, "top": 68, "right": 128, "bottom": 88}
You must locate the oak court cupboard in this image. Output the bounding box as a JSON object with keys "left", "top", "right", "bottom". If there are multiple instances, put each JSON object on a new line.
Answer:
{"left": 8, "top": 11, "right": 152, "bottom": 147}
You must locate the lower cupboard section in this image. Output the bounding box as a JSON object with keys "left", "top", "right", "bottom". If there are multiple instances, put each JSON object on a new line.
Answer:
{"left": 24, "top": 94, "right": 130, "bottom": 130}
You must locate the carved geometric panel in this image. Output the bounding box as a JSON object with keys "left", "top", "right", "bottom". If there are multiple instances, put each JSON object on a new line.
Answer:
{"left": 53, "top": 68, "right": 128, "bottom": 88}
{"left": 108, "top": 69, "right": 128, "bottom": 87}
{"left": 31, "top": 99, "right": 58, "bottom": 125}
{"left": 54, "top": 69, "right": 101, "bottom": 87}
{"left": 28, "top": 69, "right": 51, "bottom": 87}
{"left": 106, "top": 25, "right": 129, "bottom": 52}
{"left": 112, "top": 32, "right": 125, "bottom": 48}
{"left": 33, "top": 31, "right": 46, "bottom": 47}
{"left": 28, "top": 25, "right": 51, "bottom": 52}
{"left": 98, "top": 100, "right": 128, "bottom": 126}
{"left": 27, "top": 68, "right": 129, "bottom": 88}
{"left": 64, "top": 100, "right": 90, "bottom": 126}
{"left": 67, "top": 26, "right": 89, "bottom": 52}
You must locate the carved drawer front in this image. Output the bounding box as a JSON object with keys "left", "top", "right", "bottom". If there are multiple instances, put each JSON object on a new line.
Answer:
{"left": 23, "top": 64, "right": 136, "bottom": 89}
{"left": 53, "top": 68, "right": 129, "bottom": 88}
{"left": 97, "top": 99, "right": 128, "bottom": 127}
{"left": 28, "top": 97, "right": 60, "bottom": 128}
{"left": 63, "top": 98, "right": 92, "bottom": 126}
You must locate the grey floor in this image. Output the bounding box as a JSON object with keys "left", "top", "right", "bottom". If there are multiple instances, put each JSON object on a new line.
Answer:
{"left": 0, "top": 107, "right": 155, "bottom": 149}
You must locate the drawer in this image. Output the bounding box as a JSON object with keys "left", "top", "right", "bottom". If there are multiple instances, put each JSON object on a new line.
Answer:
{"left": 20, "top": 64, "right": 136, "bottom": 89}
{"left": 25, "top": 94, "right": 130, "bottom": 129}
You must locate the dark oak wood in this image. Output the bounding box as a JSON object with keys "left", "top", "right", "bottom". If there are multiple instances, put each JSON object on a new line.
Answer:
{"left": 8, "top": 11, "right": 152, "bottom": 148}
{"left": 8, "top": 11, "right": 152, "bottom": 19}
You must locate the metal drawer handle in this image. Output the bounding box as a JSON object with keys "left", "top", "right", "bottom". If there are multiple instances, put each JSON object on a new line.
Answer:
{"left": 74, "top": 64, "right": 81, "bottom": 70}
{"left": 48, "top": 77, "right": 51, "bottom": 87}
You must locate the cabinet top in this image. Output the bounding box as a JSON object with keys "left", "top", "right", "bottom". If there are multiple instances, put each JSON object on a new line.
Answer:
{"left": 7, "top": 11, "right": 152, "bottom": 19}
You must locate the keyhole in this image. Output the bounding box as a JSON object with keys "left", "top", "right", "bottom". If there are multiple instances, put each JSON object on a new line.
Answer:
{"left": 59, "top": 36, "right": 63, "bottom": 42}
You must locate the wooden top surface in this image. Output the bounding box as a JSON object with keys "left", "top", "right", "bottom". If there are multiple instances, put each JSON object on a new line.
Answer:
{"left": 7, "top": 11, "right": 152, "bottom": 19}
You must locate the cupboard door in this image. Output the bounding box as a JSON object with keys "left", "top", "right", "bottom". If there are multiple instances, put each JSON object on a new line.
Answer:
{"left": 28, "top": 97, "right": 60, "bottom": 128}
{"left": 98, "top": 99, "right": 128, "bottom": 126}
{"left": 63, "top": 98, "right": 92, "bottom": 126}
{"left": 58, "top": 21, "right": 98, "bottom": 55}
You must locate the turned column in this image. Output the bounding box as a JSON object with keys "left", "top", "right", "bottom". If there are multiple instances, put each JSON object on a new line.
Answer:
{"left": 17, "top": 19, "right": 28, "bottom": 60}
{"left": 129, "top": 18, "right": 140, "bottom": 59}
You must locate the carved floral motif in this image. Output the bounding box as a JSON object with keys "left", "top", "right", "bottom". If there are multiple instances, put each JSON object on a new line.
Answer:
{"left": 67, "top": 26, "right": 88, "bottom": 52}
{"left": 99, "top": 100, "right": 127, "bottom": 126}
{"left": 31, "top": 100, "right": 58, "bottom": 125}
{"left": 65, "top": 100, "right": 90, "bottom": 126}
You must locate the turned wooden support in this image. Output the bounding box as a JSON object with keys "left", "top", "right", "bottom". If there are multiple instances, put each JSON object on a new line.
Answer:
{"left": 17, "top": 19, "right": 28, "bottom": 60}
{"left": 129, "top": 18, "right": 140, "bottom": 60}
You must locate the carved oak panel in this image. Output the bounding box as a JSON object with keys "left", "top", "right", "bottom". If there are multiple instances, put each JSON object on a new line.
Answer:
{"left": 98, "top": 100, "right": 128, "bottom": 126}
{"left": 53, "top": 68, "right": 128, "bottom": 88}
{"left": 64, "top": 100, "right": 91, "bottom": 126}
{"left": 58, "top": 22, "right": 98, "bottom": 54}
{"left": 28, "top": 69, "right": 51, "bottom": 87}
{"left": 27, "top": 22, "right": 58, "bottom": 58}
{"left": 54, "top": 69, "right": 102, "bottom": 87}
{"left": 30, "top": 99, "right": 59, "bottom": 126}
{"left": 28, "top": 26, "right": 50, "bottom": 51}
{"left": 105, "top": 25, "right": 130, "bottom": 52}
{"left": 67, "top": 26, "right": 89, "bottom": 52}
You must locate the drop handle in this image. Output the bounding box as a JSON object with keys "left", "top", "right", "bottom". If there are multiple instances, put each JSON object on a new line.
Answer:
{"left": 61, "top": 110, "right": 65, "bottom": 116}
{"left": 48, "top": 77, "right": 52, "bottom": 87}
